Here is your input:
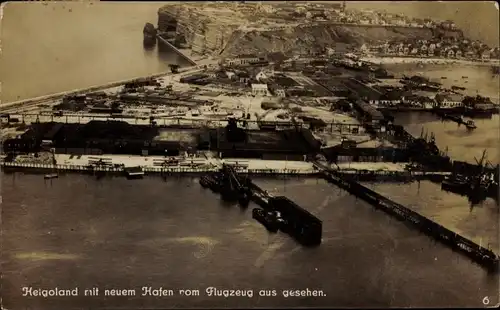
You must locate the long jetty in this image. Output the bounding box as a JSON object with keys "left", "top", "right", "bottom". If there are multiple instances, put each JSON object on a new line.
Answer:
{"left": 312, "top": 160, "right": 499, "bottom": 272}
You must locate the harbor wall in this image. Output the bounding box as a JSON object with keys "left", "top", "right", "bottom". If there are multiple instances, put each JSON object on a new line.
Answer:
{"left": 0, "top": 162, "right": 319, "bottom": 176}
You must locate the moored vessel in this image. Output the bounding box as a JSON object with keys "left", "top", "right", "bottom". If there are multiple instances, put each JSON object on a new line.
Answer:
{"left": 252, "top": 208, "right": 280, "bottom": 233}
{"left": 44, "top": 173, "right": 59, "bottom": 180}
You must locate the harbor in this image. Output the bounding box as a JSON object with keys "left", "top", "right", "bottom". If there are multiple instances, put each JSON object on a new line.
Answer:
{"left": 2, "top": 2, "right": 499, "bottom": 309}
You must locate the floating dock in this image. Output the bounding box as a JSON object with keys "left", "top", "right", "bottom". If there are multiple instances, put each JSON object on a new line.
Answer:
{"left": 199, "top": 164, "right": 323, "bottom": 246}
{"left": 312, "top": 160, "right": 499, "bottom": 272}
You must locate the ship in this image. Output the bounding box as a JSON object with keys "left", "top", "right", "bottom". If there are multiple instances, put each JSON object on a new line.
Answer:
{"left": 44, "top": 173, "right": 58, "bottom": 180}
{"left": 441, "top": 174, "right": 469, "bottom": 193}
{"left": 199, "top": 166, "right": 252, "bottom": 207}
{"left": 268, "top": 196, "right": 322, "bottom": 246}
{"left": 448, "top": 114, "right": 463, "bottom": 123}
{"left": 465, "top": 120, "right": 477, "bottom": 130}
{"left": 124, "top": 166, "right": 144, "bottom": 179}
{"left": 443, "top": 150, "right": 499, "bottom": 204}
{"left": 199, "top": 174, "right": 222, "bottom": 193}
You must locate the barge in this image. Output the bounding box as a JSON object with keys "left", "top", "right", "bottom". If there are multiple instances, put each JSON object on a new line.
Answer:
{"left": 44, "top": 173, "right": 58, "bottom": 180}
{"left": 124, "top": 166, "right": 144, "bottom": 179}
{"left": 267, "top": 196, "right": 323, "bottom": 246}
{"left": 465, "top": 120, "right": 477, "bottom": 130}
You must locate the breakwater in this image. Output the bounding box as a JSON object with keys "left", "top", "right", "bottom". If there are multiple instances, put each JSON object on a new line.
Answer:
{"left": 157, "top": 35, "right": 197, "bottom": 66}
{"left": 313, "top": 160, "right": 499, "bottom": 272}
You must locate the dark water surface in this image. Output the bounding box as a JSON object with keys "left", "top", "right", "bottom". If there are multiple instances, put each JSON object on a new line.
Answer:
{"left": 1, "top": 174, "right": 498, "bottom": 308}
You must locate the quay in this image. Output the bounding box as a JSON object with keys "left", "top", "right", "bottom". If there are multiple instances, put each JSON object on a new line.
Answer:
{"left": 0, "top": 161, "right": 319, "bottom": 177}
{"left": 312, "top": 160, "right": 499, "bottom": 272}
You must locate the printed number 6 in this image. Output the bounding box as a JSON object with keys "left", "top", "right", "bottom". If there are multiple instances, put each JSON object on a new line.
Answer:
{"left": 482, "top": 296, "right": 490, "bottom": 305}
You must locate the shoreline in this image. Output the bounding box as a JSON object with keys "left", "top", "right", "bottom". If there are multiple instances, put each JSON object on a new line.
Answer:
{"left": 361, "top": 55, "right": 500, "bottom": 67}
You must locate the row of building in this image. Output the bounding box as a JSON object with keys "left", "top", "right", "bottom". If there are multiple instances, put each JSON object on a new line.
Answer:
{"left": 334, "top": 9, "right": 458, "bottom": 30}
{"left": 367, "top": 40, "right": 500, "bottom": 60}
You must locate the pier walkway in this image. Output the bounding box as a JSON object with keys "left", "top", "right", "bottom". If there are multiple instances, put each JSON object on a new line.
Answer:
{"left": 0, "top": 161, "right": 318, "bottom": 176}
{"left": 311, "top": 160, "right": 499, "bottom": 272}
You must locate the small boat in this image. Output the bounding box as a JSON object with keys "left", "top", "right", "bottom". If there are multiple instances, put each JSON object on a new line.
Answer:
{"left": 44, "top": 173, "right": 58, "bottom": 179}
{"left": 465, "top": 120, "right": 477, "bottom": 130}
{"left": 448, "top": 115, "right": 463, "bottom": 123}
{"left": 441, "top": 174, "right": 469, "bottom": 194}
{"left": 238, "top": 191, "right": 250, "bottom": 207}
{"left": 199, "top": 174, "right": 222, "bottom": 193}
{"left": 252, "top": 208, "right": 279, "bottom": 233}
{"left": 199, "top": 175, "right": 212, "bottom": 188}
{"left": 124, "top": 166, "right": 144, "bottom": 179}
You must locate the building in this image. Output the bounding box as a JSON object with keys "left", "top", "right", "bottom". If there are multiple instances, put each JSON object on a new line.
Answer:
{"left": 379, "top": 90, "right": 407, "bottom": 106}
{"left": 342, "top": 78, "right": 382, "bottom": 105}
{"left": 435, "top": 93, "right": 464, "bottom": 108}
{"left": 224, "top": 54, "right": 261, "bottom": 66}
{"left": 236, "top": 71, "right": 251, "bottom": 83}
{"left": 481, "top": 50, "right": 491, "bottom": 60}
{"left": 251, "top": 84, "right": 269, "bottom": 96}
{"left": 275, "top": 88, "right": 286, "bottom": 97}
{"left": 465, "top": 50, "right": 476, "bottom": 59}
{"left": 353, "top": 100, "right": 385, "bottom": 124}
{"left": 256, "top": 70, "right": 270, "bottom": 82}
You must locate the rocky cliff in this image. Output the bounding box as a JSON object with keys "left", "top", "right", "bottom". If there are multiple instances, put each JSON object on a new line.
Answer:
{"left": 158, "top": 4, "right": 240, "bottom": 55}
{"left": 157, "top": 4, "right": 463, "bottom": 57}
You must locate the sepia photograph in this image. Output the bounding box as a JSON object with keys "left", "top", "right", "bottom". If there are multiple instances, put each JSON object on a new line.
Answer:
{"left": 1, "top": 1, "right": 499, "bottom": 309}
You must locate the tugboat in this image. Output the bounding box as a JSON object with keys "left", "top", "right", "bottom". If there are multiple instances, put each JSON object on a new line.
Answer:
{"left": 124, "top": 166, "right": 144, "bottom": 180}
{"left": 448, "top": 114, "right": 463, "bottom": 124}
{"left": 252, "top": 208, "right": 279, "bottom": 233}
{"left": 199, "top": 174, "right": 222, "bottom": 193}
{"left": 465, "top": 120, "right": 477, "bottom": 130}
{"left": 199, "top": 175, "right": 212, "bottom": 188}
